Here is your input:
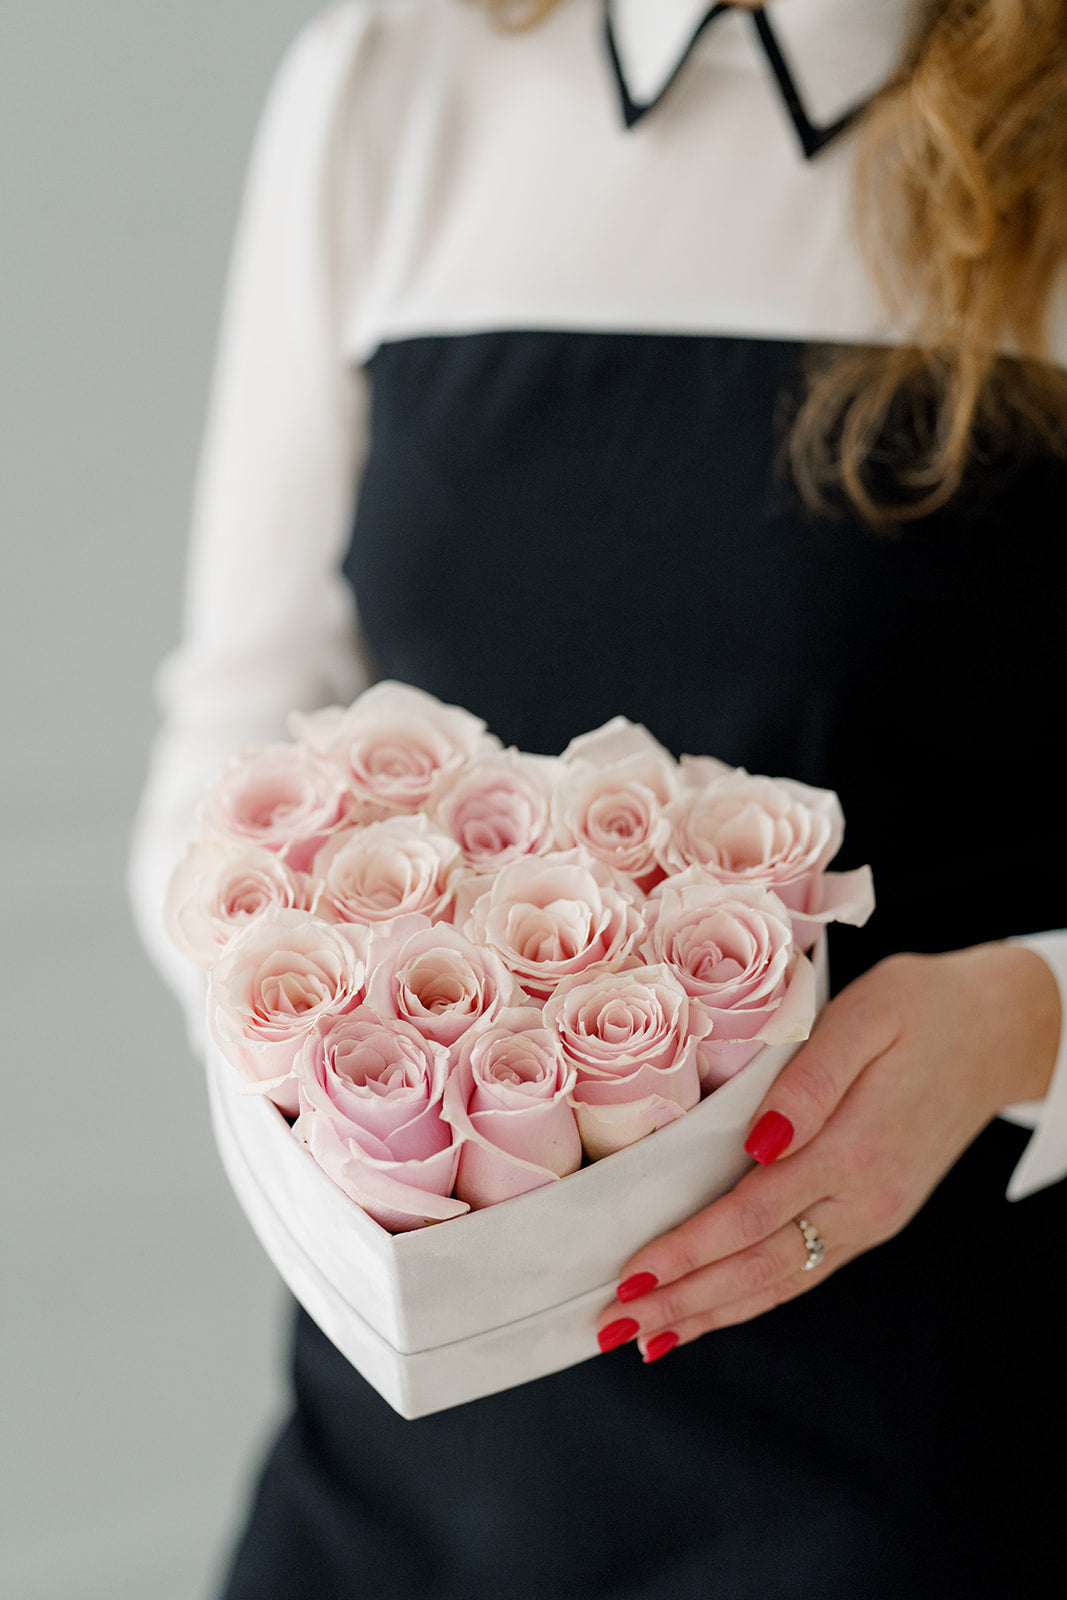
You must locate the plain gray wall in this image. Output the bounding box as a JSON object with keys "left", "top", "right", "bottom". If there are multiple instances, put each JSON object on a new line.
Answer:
{"left": 1, "top": 5, "right": 324, "bottom": 1596}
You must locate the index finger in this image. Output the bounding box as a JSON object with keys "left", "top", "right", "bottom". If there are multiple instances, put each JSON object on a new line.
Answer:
{"left": 741, "top": 966, "right": 902, "bottom": 1167}
{"left": 613, "top": 1149, "right": 819, "bottom": 1303}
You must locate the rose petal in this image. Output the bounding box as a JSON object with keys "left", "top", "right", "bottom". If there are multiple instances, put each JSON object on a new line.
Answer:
{"left": 569, "top": 1093, "right": 688, "bottom": 1161}
{"left": 789, "top": 865, "right": 876, "bottom": 950}
{"left": 560, "top": 715, "right": 675, "bottom": 769}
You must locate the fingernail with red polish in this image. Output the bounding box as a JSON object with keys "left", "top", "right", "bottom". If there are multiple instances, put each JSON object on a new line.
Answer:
{"left": 745, "top": 1110, "right": 794, "bottom": 1165}
{"left": 643, "top": 1331, "right": 679, "bottom": 1364}
{"left": 597, "top": 1317, "right": 639, "bottom": 1353}
{"left": 617, "top": 1271, "right": 659, "bottom": 1303}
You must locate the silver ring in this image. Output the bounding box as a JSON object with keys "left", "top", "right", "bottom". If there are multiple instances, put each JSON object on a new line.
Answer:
{"left": 794, "top": 1216, "right": 825, "bottom": 1272}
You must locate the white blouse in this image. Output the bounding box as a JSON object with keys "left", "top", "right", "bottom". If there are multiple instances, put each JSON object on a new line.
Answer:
{"left": 128, "top": 0, "right": 1067, "bottom": 1200}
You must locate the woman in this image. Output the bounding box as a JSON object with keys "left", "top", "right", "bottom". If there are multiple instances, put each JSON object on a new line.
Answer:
{"left": 131, "top": 2, "right": 1067, "bottom": 1595}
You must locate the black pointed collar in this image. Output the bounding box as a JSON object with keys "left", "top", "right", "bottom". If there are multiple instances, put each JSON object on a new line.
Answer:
{"left": 603, "top": 0, "right": 908, "bottom": 160}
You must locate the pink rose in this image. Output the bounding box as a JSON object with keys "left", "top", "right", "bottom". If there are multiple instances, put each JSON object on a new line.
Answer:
{"left": 164, "top": 840, "right": 318, "bottom": 968}
{"left": 543, "top": 965, "right": 707, "bottom": 1160}
{"left": 554, "top": 717, "right": 679, "bottom": 884}
{"left": 457, "top": 851, "right": 644, "bottom": 1001}
{"left": 289, "top": 681, "right": 499, "bottom": 814}
{"left": 642, "top": 870, "right": 817, "bottom": 1089}
{"left": 662, "top": 769, "right": 874, "bottom": 948}
{"left": 197, "top": 743, "right": 354, "bottom": 873}
{"left": 312, "top": 814, "right": 464, "bottom": 925}
{"left": 426, "top": 749, "right": 558, "bottom": 870}
{"left": 442, "top": 1008, "right": 581, "bottom": 1208}
{"left": 363, "top": 914, "right": 525, "bottom": 1046}
{"left": 293, "top": 1009, "right": 468, "bottom": 1233}
{"left": 208, "top": 908, "right": 366, "bottom": 1114}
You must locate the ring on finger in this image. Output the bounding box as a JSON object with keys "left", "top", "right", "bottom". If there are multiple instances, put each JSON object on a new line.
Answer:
{"left": 794, "top": 1216, "right": 825, "bottom": 1272}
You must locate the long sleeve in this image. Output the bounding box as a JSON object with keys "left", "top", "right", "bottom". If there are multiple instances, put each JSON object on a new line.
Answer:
{"left": 1003, "top": 930, "right": 1067, "bottom": 1199}
{"left": 128, "top": 5, "right": 377, "bottom": 1042}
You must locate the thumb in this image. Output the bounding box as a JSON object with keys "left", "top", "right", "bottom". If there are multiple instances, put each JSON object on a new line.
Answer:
{"left": 742, "top": 972, "right": 901, "bottom": 1165}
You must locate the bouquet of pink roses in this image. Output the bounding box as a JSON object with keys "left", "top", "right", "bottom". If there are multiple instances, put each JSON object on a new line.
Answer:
{"left": 166, "top": 682, "right": 874, "bottom": 1237}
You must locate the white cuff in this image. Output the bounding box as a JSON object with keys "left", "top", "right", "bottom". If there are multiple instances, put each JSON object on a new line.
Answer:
{"left": 1002, "top": 931, "right": 1067, "bottom": 1201}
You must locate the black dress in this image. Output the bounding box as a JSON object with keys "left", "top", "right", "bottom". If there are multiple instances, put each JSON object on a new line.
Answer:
{"left": 175, "top": 4, "right": 1067, "bottom": 1594}
{"left": 217, "top": 329, "right": 1067, "bottom": 1600}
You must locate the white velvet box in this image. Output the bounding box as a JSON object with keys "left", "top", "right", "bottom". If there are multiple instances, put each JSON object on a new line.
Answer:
{"left": 207, "top": 936, "right": 828, "bottom": 1419}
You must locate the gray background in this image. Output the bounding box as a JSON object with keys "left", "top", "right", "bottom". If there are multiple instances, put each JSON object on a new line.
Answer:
{"left": 2, "top": 4, "right": 322, "bottom": 1596}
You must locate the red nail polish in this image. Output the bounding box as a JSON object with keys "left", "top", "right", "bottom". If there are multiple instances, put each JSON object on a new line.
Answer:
{"left": 745, "top": 1110, "right": 794, "bottom": 1165}
{"left": 617, "top": 1271, "right": 659, "bottom": 1303}
{"left": 597, "top": 1317, "right": 639, "bottom": 1353}
{"left": 643, "top": 1331, "right": 679, "bottom": 1364}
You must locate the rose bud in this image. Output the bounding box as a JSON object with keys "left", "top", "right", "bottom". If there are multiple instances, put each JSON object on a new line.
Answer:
{"left": 364, "top": 914, "right": 525, "bottom": 1047}
{"left": 642, "top": 870, "right": 817, "bottom": 1089}
{"left": 442, "top": 1008, "right": 581, "bottom": 1208}
{"left": 661, "top": 769, "right": 873, "bottom": 948}
{"left": 197, "top": 742, "right": 355, "bottom": 872}
{"left": 544, "top": 964, "right": 708, "bottom": 1160}
{"left": 293, "top": 1009, "right": 468, "bottom": 1233}
{"left": 426, "top": 748, "right": 559, "bottom": 870}
{"left": 457, "top": 850, "right": 644, "bottom": 1001}
{"left": 208, "top": 907, "right": 366, "bottom": 1114}
{"left": 164, "top": 840, "right": 319, "bottom": 968}
{"left": 312, "top": 814, "right": 464, "bottom": 926}
{"left": 553, "top": 719, "right": 679, "bottom": 886}
{"left": 289, "top": 680, "right": 500, "bottom": 815}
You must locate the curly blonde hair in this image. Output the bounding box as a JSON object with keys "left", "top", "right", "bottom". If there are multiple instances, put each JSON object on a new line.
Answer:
{"left": 476, "top": 0, "right": 1067, "bottom": 524}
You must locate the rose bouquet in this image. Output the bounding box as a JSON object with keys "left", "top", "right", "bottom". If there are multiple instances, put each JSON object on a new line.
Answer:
{"left": 168, "top": 683, "right": 873, "bottom": 1414}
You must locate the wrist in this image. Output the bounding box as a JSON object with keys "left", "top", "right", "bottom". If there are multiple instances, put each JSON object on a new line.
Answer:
{"left": 960, "top": 942, "right": 1061, "bottom": 1107}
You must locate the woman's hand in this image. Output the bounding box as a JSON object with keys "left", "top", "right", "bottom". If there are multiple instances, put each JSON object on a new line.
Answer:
{"left": 596, "top": 943, "right": 1061, "bottom": 1363}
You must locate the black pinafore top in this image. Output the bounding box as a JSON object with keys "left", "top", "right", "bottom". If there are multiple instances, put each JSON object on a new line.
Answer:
{"left": 219, "top": 328, "right": 1067, "bottom": 1600}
